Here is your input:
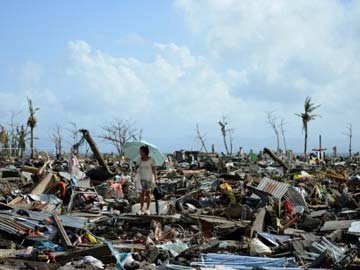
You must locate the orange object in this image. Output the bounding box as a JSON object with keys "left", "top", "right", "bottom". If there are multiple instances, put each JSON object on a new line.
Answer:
{"left": 48, "top": 181, "right": 67, "bottom": 199}
{"left": 28, "top": 229, "right": 43, "bottom": 236}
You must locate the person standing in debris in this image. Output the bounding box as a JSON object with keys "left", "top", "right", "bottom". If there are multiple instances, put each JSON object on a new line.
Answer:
{"left": 137, "top": 145, "right": 157, "bottom": 215}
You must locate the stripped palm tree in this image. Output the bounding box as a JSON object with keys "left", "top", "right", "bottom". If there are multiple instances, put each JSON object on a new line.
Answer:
{"left": 27, "top": 98, "right": 39, "bottom": 159}
{"left": 296, "top": 97, "right": 320, "bottom": 160}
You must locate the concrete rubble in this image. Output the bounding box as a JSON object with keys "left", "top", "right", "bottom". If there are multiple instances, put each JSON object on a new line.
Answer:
{"left": 0, "top": 137, "right": 360, "bottom": 270}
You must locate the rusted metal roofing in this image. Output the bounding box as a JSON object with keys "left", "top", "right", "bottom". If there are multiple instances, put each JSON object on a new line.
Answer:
{"left": 254, "top": 177, "right": 289, "bottom": 199}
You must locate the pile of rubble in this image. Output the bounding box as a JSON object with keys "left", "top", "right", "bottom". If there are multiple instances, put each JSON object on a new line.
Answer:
{"left": 0, "top": 140, "right": 359, "bottom": 270}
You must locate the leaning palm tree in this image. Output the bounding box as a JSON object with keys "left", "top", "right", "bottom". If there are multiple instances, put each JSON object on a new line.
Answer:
{"left": 27, "top": 98, "right": 39, "bottom": 159}
{"left": 296, "top": 97, "right": 320, "bottom": 160}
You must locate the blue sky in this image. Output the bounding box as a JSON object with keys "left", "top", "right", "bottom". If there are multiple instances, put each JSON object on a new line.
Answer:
{"left": 1, "top": 0, "right": 360, "bottom": 154}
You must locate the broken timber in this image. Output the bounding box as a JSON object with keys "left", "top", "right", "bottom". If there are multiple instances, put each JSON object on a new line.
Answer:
{"left": 52, "top": 213, "right": 74, "bottom": 250}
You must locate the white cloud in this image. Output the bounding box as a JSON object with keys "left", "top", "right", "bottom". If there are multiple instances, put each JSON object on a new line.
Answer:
{"left": 63, "top": 1, "right": 360, "bottom": 152}
{"left": 175, "top": 0, "right": 360, "bottom": 89}
{"left": 65, "top": 31, "right": 360, "bottom": 152}
{"left": 173, "top": 0, "right": 360, "bottom": 150}
{"left": 66, "top": 40, "right": 275, "bottom": 148}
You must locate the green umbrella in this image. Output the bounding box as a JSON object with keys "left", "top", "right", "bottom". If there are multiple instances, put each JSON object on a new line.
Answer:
{"left": 123, "top": 140, "right": 166, "bottom": 166}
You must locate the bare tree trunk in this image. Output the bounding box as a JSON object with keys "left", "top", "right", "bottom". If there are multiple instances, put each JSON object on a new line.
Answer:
{"left": 59, "top": 139, "right": 62, "bottom": 158}
{"left": 275, "top": 129, "right": 280, "bottom": 152}
{"left": 266, "top": 112, "right": 280, "bottom": 152}
{"left": 18, "top": 125, "right": 27, "bottom": 159}
{"left": 280, "top": 120, "right": 287, "bottom": 152}
{"left": 30, "top": 127, "right": 34, "bottom": 159}
{"left": 20, "top": 147, "right": 24, "bottom": 159}
{"left": 222, "top": 134, "right": 229, "bottom": 155}
{"left": 264, "top": 147, "right": 289, "bottom": 172}
{"left": 196, "top": 124, "right": 208, "bottom": 153}
{"left": 26, "top": 98, "right": 39, "bottom": 160}
{"left": 53, "top": 126, "right": 63, "bottom": 159}
{"left": 218, "top": 118, "right": 230, "bottom": 155}
{"left": 80, "top": 129, "right": 110, "bottom": 172}
{"left": 304, "top": 124, "right": 308, "bottom": 160}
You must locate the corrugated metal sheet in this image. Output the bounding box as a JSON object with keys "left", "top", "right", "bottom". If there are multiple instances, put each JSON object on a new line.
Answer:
{"left": 284, "top": 187, "right": 309, "bottom": 212}
{"left": 0, "top": 209, "right": 88, "bottom": 229}
{"left": 191, "top": 253, "right": 298, "bottom": 268}
{"left": 253, "top": 177, "right": 289, "bottom": 199}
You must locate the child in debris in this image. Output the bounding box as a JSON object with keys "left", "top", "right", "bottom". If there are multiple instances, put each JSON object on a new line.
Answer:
{"left": 107, "top": 175, "right": 125, "bottom": 199}
{"left": 137, "top": 145, "right": 157, "bottom": 215}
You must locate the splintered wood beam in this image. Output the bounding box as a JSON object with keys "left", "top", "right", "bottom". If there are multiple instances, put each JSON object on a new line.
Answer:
{"left": 31, "top": 172, "right": 53, "bottom": 194}
{"left": 52, "top": 213, "right": 74, "bottom": 250}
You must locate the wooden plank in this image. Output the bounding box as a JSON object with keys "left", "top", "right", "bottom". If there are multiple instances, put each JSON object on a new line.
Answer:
{"left": 31, "top": 172, "right": 53, "bottom": 194}
{"left": 55, "top": 245, "right": 113, "bottom": 263}
{"left": 8, "top": 196, "right": 23, "bottom": 206}
{"left": 37, "top": 160, "right": 52, "bottom": 176}
{"left": 320, "top": 220, "right": 359, "bottom": 231}
{"left": 52, "top": 213, "right": 74, "bottom": 250}
{"left": 0, "top": 248, "right": 23, "bottom": 258}
{"left": 189, "top": 214, "right": 250, "bottom": 227}
{"left": 21, "top": 165, "right": 40, "bottom": 174}
{"left": 251, "top": 207, "right": 266, "bottom": 238}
